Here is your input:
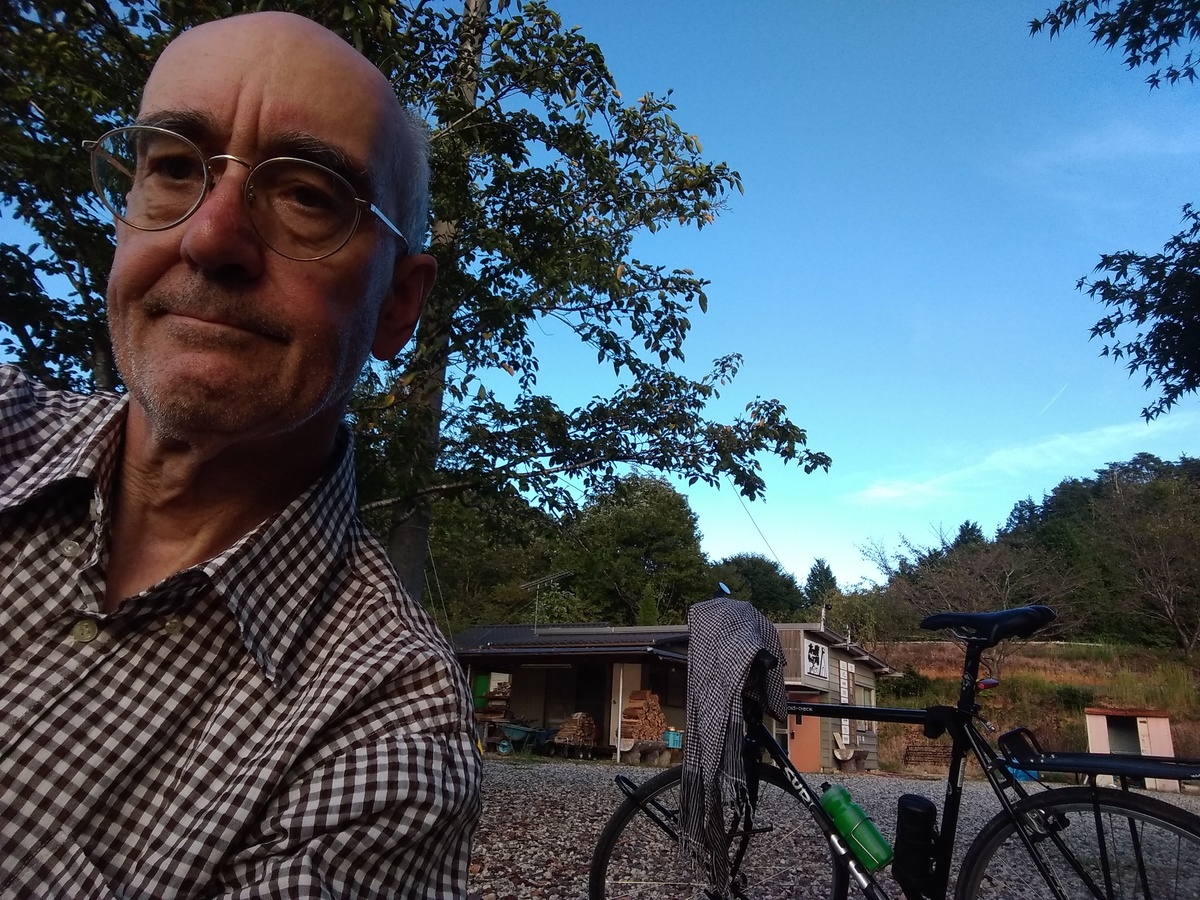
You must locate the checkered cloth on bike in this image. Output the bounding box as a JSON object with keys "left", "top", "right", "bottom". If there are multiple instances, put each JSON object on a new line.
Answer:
{"left": 680, "top": 596, "right": 787, "bottom": 896}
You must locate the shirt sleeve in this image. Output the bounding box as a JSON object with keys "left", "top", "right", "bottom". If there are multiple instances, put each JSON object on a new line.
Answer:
{"left": 218, "top": 727, "right": 481, "bottom": 899}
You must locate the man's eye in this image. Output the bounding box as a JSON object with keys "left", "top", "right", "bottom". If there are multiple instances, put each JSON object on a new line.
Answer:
{"left": 145, "top": 152, "right": 202, "bottom": 182}
{"left": 289, "top": 182, "right": 337, "bottom": 210}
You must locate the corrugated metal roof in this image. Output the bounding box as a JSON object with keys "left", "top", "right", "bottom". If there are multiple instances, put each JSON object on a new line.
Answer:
{"left": 453, "top": 620, "right": 894, "bottom": 675}
{"left": 454, "top": 622, "right": 690, "bottom": 654}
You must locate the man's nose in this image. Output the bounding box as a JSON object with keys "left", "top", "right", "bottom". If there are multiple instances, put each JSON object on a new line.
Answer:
{"left": 178, "top": 157, "right": 265, "bottom": 278}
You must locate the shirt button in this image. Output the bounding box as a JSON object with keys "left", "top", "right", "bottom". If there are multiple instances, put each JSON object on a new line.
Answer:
{"left": 59, "top": 539, "right": 83, "bottom": 558}
{"left": 72, "top": 619, "right": 99, "bottom": 643}
{"left": 164, "top": 616, "right": 184, "bottom": 636}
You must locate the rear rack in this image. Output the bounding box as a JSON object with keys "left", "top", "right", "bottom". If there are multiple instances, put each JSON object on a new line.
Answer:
{"left": 999, "top": 727, "right": 1200, "bottom": 782}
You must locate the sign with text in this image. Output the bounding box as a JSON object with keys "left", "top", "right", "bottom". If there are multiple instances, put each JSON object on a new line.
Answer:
{"left": 804, "top": 638, "right": 828, "bottom": 679}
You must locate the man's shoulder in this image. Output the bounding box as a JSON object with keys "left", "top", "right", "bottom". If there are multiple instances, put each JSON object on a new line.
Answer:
{"left": 297, "top": 522, "right": 472, "bottom": 730}
{"left": 347, "top": 522, "right": 452, "bottom": 651}
{"left": 0, "top": 365, "right": 119, "bottom": 429}
{"left": 0, "top": 366, "right": 122, "bottom": 476}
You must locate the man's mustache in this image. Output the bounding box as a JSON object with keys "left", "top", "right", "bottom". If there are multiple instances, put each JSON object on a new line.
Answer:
{"left": 141, "top": 288, "right": 292, "bottom": 342}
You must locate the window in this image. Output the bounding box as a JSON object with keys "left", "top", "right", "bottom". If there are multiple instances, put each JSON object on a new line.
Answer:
{"left": 856, "top": 683, "right": 876, "bottom": 732}
{"left": 647, "top": 664, "right": 687, "bottom": 708}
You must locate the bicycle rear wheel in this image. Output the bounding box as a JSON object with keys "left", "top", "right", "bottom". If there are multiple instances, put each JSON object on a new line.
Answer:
{"left": 956, "top": 785, "right": 1200, "bottom": 899}
{"left": 588, "top": 763, "right": 848, "bottom": 899}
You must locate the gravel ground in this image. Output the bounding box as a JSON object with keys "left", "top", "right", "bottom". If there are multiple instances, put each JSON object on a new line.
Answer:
{"left": 467, "top": 757, "right": 1200, "bottom": 900}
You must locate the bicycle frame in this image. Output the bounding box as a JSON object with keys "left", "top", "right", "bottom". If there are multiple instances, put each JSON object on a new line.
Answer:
{"left": 758, "top": 630, "right": 1200, "bottom": 900}
{"left": 770, "top": 699, "right": 1035, "bottom": 900}
{"left": 606, "top": 605, "right": 1200, "bottom": 900}
{"left": 754, "top": 633, "right": 1011, "bottom": 899}
{"left": 609, "top": 640, "right": 1048, "bottom": 899}
{"left": 609, "top": 701, "right": 1199, "bottom": 900}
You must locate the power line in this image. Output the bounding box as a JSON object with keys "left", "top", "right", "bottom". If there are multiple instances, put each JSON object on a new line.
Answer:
{"left": 725, "top": 475, "right": 785, "bottom": 569}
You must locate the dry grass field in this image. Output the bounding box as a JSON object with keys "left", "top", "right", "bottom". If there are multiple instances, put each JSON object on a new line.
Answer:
{"left": 873, "top": 641, "right": 1200, "bottom": 770}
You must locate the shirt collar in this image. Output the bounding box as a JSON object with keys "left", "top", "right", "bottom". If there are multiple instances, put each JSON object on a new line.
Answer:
{"left": 3, "top": 376, "right": 360, "bottom": 685}
{"left": 198, "top": 428, "right": 358, "bottom": 685}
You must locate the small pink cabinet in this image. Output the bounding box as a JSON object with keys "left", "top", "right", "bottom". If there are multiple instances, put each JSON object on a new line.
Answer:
{"left": 1085, "top": 707, "right": 1178, "bottom": 792}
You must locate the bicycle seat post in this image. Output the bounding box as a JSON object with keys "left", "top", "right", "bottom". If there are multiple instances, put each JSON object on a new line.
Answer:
{"left": 957, "top": 641, "right": 987, "bottom": 713}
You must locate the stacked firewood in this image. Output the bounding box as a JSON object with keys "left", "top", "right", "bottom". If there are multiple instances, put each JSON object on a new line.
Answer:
{"left": 553, "top": 712, "right": 597, "bottom": 747}
{"left": 476, "top": 681, "right": 511, "bottom": 722}
{"left": 621, "top": 690, "right": 666, "bottom": 741}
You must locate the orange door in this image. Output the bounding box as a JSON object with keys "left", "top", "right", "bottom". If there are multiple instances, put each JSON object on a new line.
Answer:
{"left": 789, "top": 712, "right": 821, "bottom": 772}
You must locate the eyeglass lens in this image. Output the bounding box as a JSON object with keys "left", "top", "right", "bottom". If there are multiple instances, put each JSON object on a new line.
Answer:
{"left": 91, "top": 127, "right": 362, "bottom": 260}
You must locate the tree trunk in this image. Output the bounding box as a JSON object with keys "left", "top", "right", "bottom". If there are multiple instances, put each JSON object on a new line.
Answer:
{"left": 384, "top": 0, "right": 488, "bottom": 604}
{"left": 389, "top": 502, "right": 435, "bottom": 603}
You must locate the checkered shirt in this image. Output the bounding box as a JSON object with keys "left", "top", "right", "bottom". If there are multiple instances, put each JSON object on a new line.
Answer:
{"left": 0, "top": 366, "right": 481, "bottom": 898}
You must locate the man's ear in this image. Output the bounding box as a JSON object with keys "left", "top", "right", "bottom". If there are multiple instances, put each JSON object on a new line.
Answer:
{"left": 371, "top": 252, "right": 436, "bottom": 360}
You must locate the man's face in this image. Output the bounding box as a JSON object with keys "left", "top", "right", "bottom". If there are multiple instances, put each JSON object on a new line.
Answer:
{"left": 106, "top": 14, "right": 421, "bottom": 445}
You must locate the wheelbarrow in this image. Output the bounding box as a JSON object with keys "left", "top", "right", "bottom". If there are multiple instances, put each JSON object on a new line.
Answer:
{"left": 495, "top": 722, "right": 558, "bottom": 755}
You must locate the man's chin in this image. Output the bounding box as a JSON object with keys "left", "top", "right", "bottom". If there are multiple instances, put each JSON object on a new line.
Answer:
{"left": 142, "top": 396, "right": 259, "bottom": 442}
{"left": 128, "top": 371, "right": 272, "bottom": 442}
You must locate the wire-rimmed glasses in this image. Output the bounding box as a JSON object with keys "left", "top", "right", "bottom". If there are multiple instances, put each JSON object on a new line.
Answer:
{"left": 84, "top": 125, "right": 408, "bottom": 262}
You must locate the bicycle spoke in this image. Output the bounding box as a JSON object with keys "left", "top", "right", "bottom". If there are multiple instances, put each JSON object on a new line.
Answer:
{"left": 958, "top": 787, "right": 1200, "bottom": 900}
{"left": 591, "top": 765, "right": 846, "bottom": 899}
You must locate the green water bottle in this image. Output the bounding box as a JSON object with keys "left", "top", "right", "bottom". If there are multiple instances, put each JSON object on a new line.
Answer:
{"left": 819, "top": 782, "right": 894, "bottom": 872}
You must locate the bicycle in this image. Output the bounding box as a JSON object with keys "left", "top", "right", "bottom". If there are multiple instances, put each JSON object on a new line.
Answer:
{"left": 589, "top": 604, "right": 1200, "bottom": 899}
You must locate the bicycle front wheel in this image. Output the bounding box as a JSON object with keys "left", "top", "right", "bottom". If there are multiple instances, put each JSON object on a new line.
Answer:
{"left": 589, "top": 763, "right": 848, "bottom": 899}
{"left": 956, "top": 785, "right": 1200, "bottom": 900}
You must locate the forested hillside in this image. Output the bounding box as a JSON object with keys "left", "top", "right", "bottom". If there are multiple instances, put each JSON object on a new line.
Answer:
{"left": 410, "top": 453, "right": 1199, "bottom": 667}
{"left": 845, "top": 453, "right": 1200, "bottom": 659}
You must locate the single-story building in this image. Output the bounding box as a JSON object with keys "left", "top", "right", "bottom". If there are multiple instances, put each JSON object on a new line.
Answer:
{"left": 776, "top": 621, "right": 894, "bottom": 772}
{"left": 454, "top": 617, "right": 895, "bottom": 772}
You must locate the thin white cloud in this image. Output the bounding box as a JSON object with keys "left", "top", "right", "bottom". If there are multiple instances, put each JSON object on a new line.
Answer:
{"left": 1020, "top": 114, "right": 1200, "bottom": 175}
{"left": 850, "top": 411, "right": 1198, "bottom": 508}
{"left": 855, "top": 480, "right": 950, "bottom": 504}
{"left": 1039, "top": 383, "right": 1068, "bottom": 416}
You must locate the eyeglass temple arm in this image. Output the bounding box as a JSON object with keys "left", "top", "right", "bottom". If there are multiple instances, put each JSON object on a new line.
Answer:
{"left": 362, "top": 200, "right": 409, "bottom": 255}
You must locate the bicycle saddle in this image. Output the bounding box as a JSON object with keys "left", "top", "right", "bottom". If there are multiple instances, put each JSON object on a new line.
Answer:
{"left": 919, "top": 605, "right": 1057, "bottom": 648}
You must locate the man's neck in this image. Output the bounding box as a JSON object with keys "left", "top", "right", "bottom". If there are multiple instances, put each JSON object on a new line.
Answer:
{"left": 103, "top": 406, "right": 338, "bottom": 612}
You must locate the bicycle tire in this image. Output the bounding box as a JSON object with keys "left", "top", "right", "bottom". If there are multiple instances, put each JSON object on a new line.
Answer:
{"left": 588, "top": 763, "right": 849, "bottom": 899}
{"left": 955, "top": 785, "right": 1200, "bottom": 900}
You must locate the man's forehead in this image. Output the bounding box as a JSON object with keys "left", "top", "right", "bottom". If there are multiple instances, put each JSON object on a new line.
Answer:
{"left": 141, "top": 14, "right": 392, "bottom": 157}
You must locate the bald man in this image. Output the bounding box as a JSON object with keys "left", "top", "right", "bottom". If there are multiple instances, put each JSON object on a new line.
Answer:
{"left": 0, "top": 12, "right": 479, "bottom": 897}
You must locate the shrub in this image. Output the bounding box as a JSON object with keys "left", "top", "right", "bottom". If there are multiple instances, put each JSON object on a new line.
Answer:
{"left": 1054, "top": 685, "right": 1096, "bottom": 713}
{"left": 883, "top": 665, "right": 932, "bottom": 701}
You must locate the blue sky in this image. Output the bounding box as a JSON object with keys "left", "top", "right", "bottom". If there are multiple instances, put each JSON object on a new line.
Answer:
{"left": 543, "top": 1, "right": 1200, "bottom": 588}
{"left": 4, "top": 3, "right": 1197, "bottom": 592}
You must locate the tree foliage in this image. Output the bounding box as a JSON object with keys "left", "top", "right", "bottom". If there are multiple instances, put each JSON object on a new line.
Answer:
{"left": 866, "top": 526, "right": 1086, "bottom": 673}
{"left": 0, "top": 1, "right": 167, "bottom": 389}
{"left": 419, "top": 488, "right": 566, "bottom": 633}
{"left": 802, "top": 558, "right": 838, "bottom": 609}
{"left": 0, "top": 1, "right": 830, "bottom": 602}
{"left": 870, "top": 523, "right": 1085, "bottom": 623}
{"left": 1031, "top": 0, "right": 1200, "bottom": 88}
{"left": 1007, "top": 453, "right": 1200, "bottom": 654}
{"left": 1076, "top": 207, "right": 1200, "bottom": 419}
{"left": 713, "top": 552, "right": 806, "bottom": 621}
{"left": 867, "top": 454, "right": 1200, "bottom": 658}
{"left": 1032, "top": 1, "right": 1200, "bottom": 418}
{"left": 413, "top": 473, "right": 720, "bottom": 632}
{"left": 556, "top": 474, "right": 709, "bottom": 626}
{"left": 1099, "top": 467, "right": 1200, "bottom": 654}
{"left": 828, "top": 587, "right": 919, "bottom": 648}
